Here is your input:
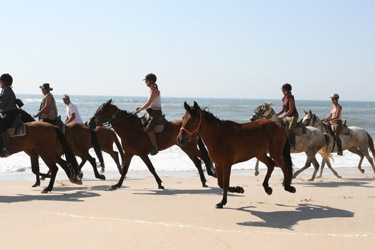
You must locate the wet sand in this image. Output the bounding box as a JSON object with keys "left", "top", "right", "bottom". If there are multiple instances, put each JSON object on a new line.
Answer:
{"left": 0, "top": 170, "right": 374, "bottom": 250}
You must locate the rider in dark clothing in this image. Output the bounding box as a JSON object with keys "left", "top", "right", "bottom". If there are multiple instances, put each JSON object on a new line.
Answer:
{"left": 0, "top": 73, "right": 19, "bottom": 157}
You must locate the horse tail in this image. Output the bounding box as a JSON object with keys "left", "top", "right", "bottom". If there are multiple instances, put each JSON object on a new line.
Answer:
{"left": 319, "top": 134, "right": 334, "bottom": 162}
{"left": 367, "top": 133, "right": 375, "bottom": 161}
{"left": 282, "top": 136, "right": 293, "bottom": 187}
{"left": 89, "top": 128, "right": 105, "bottom": 172}
{"left": 54, "top": 127, "right": 79, "bottom": 179}
{"left": 114, "top": 134, "right": 125, "bottom": 166}
{"left": 197, "top": 135, "right": 216, "bottom": 178}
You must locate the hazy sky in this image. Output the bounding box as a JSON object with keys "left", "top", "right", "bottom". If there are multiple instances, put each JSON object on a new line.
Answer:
{"left": 1, "top": 0, "right": 374, "bottom": 100}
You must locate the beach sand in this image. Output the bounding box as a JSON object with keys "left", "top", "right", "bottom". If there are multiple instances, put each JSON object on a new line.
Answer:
{"left": 0, "top": 170, "right": 375, "bottom": 250}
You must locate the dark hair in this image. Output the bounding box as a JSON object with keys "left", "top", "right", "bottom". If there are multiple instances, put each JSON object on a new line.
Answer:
{"left": 0, "top": 73, "right": 13, "bottom": 87}
{"left": 144, "top": 73, "right": 157, "bottom": 83}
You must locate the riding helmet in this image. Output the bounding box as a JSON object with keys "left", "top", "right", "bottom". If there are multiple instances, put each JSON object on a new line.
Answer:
{"left": 144, "top": 73, "right": 157, "bottom": 83}
{"left": 282, "top": 83, "right": 292, "bottom": 91}
{"left": 330, "top": 93, "right": 339, "bottom": 100}
{"left": 0, "top": 73, "right": 13, "bottom": 87}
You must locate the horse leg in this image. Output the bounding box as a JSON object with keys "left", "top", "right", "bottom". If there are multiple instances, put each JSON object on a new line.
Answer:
{"left": 77, "top": 157, "right": 87, "bottom": 179}
{"left": 106, "top": 150, "right": 122, "bottom": 174}
{"left": 307, "top": 156, "right": 320, "bottom": 181}
{"left": 25, "top": 150, "right": 41, "bottom": 187}
{"left": 254, "top": 159, "right": 260, "bottom": 176}
{"left": 349, "top": 148, "right": 365, "bottom": 174}
{"left": 293, "top": 155, "right": 312, "bottom": 179}
{"left": 41, "top": 160, "right": 58, "bottom": 193}
{"left": 109, "top": 153, "right": 134, "bottom": 190}
{"left": 216, "top": 165, "right": 232, "bottom": 209}
{"left": 86, "top": 154, "right": 106, "bottom": 180}
{"left": 140, "top": 155, "right": 164, "bottom": 189}
{"left": 256, "top": 153, "right": 275, "bottom": 195}
{"left": 362, "top": 149, "right": 375, "bottom": 174}
{"left": 186, "top": 153, "right": 207, "bottom": 187}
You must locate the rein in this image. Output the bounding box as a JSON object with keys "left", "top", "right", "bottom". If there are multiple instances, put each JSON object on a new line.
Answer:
{"left": 95, "top": 108, "right": 120, "bottom": 125}
{"left": 180, "top": 111, "right": 203, "bottom": 142}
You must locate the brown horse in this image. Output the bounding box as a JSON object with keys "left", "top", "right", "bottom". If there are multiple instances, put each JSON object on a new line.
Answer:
{"left": 177, "top": 102, "right": 296, "bottom": 208}
{"left": 91, "top": 100, "right": 215, "bottom": 190}
{"left": 20, "top": 110, "right": 105, "bottom": 182}
{"left": 0, "top": 121, "right": 82, "bottom": 192}
{"left": 85, "top": 117, "right": 125, "bottom": 173}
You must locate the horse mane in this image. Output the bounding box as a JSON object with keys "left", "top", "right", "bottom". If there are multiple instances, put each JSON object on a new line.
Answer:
{"left": 202, "top": 109, "right": 222, "bottom": 124}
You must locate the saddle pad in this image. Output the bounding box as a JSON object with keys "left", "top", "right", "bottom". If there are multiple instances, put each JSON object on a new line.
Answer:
{"left": 141, "top": 113, "right": 167, "bottom": 134}
{"left": 7, "top": 123, "right": 27, "bottom": 137}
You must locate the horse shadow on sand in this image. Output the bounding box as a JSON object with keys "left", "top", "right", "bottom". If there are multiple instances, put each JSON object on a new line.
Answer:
{"left": 0, "top": 185, "right": 108, "bottom": 203}
{"left": 295, "top": 177, "right": 374, "bottom": 188}
{"left": 133, "top": 187, "right": 244, "bottom": 197}
{"left": 234, "top": 203, "right": 354, "bottom": 230}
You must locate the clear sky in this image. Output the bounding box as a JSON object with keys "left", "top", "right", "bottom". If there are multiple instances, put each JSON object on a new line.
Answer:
{"left": 1, "top": 0, "right": 374, "bottom": 101}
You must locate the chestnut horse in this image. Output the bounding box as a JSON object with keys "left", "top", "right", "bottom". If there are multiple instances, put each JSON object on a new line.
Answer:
{"left": 177, "top": 102, "right": 296, "bottom": 208}
{"left": 91, "top": 100, "right": 215, "bottom": 190}
{"left": 0, "top": 121, "right": 82, "bottom": 192}
{"left": 85, "top": 117, "right": 125, "bottom": 173}
{"left": 20, "top": 110, "right": 105, "bottom": 182}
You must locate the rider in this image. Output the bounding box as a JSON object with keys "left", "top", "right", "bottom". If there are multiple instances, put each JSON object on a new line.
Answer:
{"left": 34, "top": 83, "right": 58, "bottom": 125}
{"left": 277, "top": 83, "right": 299, "bottom": 149}
{"left": 323, "top": 93, "right": 343, "bottom": 156}
{"left": 0, "top": 73, "right": 19, "bottom": 157}
{"left": 133, "top": 73, "right": 162, "bottom": 155}
{"left": 62, "top": 94, "right": 83, "bottom": 124}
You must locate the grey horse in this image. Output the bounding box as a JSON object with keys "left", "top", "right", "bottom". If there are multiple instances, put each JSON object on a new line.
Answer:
{"left": 302, "top": 110, "right": 375, "bottom": 177}
{"left": 250, "top": 103, "right": 333, "bottom": 181}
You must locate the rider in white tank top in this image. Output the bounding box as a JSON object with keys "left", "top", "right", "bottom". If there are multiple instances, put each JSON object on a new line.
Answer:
{"left": 150, "top": 89, "right": 161, "bottom": 109}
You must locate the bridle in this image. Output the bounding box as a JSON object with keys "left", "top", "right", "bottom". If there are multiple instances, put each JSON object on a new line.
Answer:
{"left": 253, "top": 106, "right": 275, "bottom": 120}
{"left": 95, "top": 108, "right": 120, "bottom": 125}
{"left": 180, "top": 111, "right": 203, "bottom": 142}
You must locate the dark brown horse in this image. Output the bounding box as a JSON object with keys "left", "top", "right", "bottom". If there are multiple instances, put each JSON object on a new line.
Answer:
{"left": 177, "top": 102, "right": 296, "bottom": 208}
{"left": 0, "top": 121, "right": 82, "bottom": 192}
{"left": 20, "top": 110, "right": 105, "bottom": 182}
{"left": 91, "top": 100, "right": 215, "bottom": 190}
{"left": 85, "top": 117, "right": 125, "bottom": 173}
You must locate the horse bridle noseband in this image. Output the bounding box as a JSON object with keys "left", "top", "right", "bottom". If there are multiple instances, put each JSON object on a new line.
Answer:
{"left": 95, "top": 108, "right": 120, "bottom": 125}
{"left": 180, "top": 111, "right": 203, "bottom": 143}
{"left": 254, "top": 107, "right": 275, "bottom": 120}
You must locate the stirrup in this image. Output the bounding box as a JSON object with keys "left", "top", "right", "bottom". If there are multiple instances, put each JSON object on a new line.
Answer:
{"left": 0, "top": 149, "right": 11, "bottom": 158}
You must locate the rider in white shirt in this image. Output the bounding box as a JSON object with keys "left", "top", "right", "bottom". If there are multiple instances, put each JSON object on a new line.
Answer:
{"left": 62, "top": 94, "right": 83, "bottom": 124}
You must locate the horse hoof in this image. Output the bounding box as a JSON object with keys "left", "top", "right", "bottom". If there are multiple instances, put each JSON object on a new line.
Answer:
{"left": 100, "top": 175, "right": 106, "bottom": 180}
{"left": 41, "top": 189, "right": 50, "bottom": 193}
{"left": 40, "top": 177, "right": 46, "bottom": 181}
{"left": 307, "top": 178, "right": 314, "bottom": 181}
{"left": 360, "top": 169, "right": 365, "bottom": 174}
{"left": 71, "top": 179, "right": 83, "bottom": 185}
{"left": 78, "top": 172, "right": 84, "bottom": 179}
{"left": 203, "top": 184, "right": 208, "bottom": 188}
{"left": 266, "top": 187, "right": 273, "bottom": 195}
{"left": 32, "top": 183, "right": 40, "bottom": 188}
{"left": 237, "top": 186, "right": 245, "bottom": 193}
{"left": 285, "top": 186, "right": 296, "bottom": 193}
{"left": 216, "top": 203, "right": 223, "bottom": 209}
{"left": 158, "top": 185, "right": 165, "bottom": 190}
{"left": 254, "top": 171, "right": 259, "bottom": 176}
{"left": 338, "top": 175, "right": 342, "bottom": 178}
{"left": 109, "top": 185, "right": 118, "bottom": 191}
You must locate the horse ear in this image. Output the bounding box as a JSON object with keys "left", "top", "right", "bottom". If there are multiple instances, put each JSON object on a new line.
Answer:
{"left": 304, "top": 110, "right": 307, "bottom": 115}
{"left": 309, "top": 110, "right": 312, "bottom": 115}
{"left": 106, "top": 99, "right": 112, "bottom": 105}
{"left": 184, "top": 101, "right": 191, "bottom": 113}
{"left": 193, "top": 101, "right": 200, "bottom": 110}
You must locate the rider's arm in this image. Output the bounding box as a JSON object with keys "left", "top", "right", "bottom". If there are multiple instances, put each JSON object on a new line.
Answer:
{"left": 0, "top": 89, "right": 10, "bottom": 111}
{"left": 277, "top": 107, "right": 285, "bottom": 116}
{"left": 134, "top": 89, "right": 158, "bottom": 114}
{"left": 34, "top": 96, "right": 52, "bottom": 117}
{"left": 65, "top": 112, "right": 76, "bottom": 124}
{"left": 323, "top": 111, "right": 332, "bottom": 122}
{"left": 283, "top": 96, "right": 295, "bottom": 118}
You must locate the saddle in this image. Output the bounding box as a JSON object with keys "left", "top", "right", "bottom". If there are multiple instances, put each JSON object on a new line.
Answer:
{"left": 141, "top": 113, "right": 167, "bottom": 133}
{"left": 282, "top": 118, "right": 307, "bottom": 136}
{"left": 326, "top": 120, "right": 350, "bottom": 136}
{"left": 7, "top": 114, "right": 27, "bottom": 137}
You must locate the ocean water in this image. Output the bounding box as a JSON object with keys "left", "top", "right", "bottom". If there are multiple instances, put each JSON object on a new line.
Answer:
{"left": 1, "top": 94, "right": 375, "bottom": 177}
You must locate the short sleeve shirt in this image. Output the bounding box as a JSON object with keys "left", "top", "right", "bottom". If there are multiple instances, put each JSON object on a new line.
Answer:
{"left": 66, "top": 102, "right": 83, "bottom": 124}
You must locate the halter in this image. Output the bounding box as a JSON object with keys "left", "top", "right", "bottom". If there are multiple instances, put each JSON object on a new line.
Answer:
{"left": 95, "top": 108, "right": 120, "bottom": 125}
{"left": 259, "top": 109, "right": 275, "bottom": 119}
{"left": 180, "top": 111, "right": 203, "bottom": 143}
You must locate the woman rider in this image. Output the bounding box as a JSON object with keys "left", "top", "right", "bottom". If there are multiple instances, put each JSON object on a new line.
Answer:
{"left": 133, "top": 73, "right": 162, "bottom": 155}
{"left": 277, "top": 83, "right": 298, "bottom": 149}
{"left": 323, "top": 93, "right": 343, "bottom": 156}
{"left": 0, "top": 73, "right": 19, "bottom": 157}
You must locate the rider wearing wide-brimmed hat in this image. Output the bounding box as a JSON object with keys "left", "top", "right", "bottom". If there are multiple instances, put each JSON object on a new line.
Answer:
{"left": 277, "top": 83, "right": 299, "bottom": 149}
{"left": 34, "top": 83, "right": 58, "bottom": 125}
{"left": 0, "top": 73, "right": 19, "bottom": 157}
{"left": 133, "top": 73, "right": 162, "bottom": 155}
{"left": 323, "top": 93, "right": 343, "bottom": 156}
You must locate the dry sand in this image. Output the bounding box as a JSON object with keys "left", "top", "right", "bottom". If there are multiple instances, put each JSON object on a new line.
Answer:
{"left": 0, "top": 170, "right": 374, "bottom": 250}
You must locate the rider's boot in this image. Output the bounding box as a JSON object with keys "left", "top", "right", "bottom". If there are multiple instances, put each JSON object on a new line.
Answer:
{"left": 0, "top": 131, "right": 12, "bottom": 158}
{"left": 147, "top": 131, "right": 158, "bottom": 156}
{"left": 337, "top": 139, "right": 343, "bottom": 156}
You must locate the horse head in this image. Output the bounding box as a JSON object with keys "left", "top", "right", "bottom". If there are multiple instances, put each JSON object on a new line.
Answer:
{"left": 177, "top": 101, "right": 203, "bottom": 146}
{"left": 302, "top": 110, "right": 315, "bottom": 126}
{"left": 250, "top": 102, "right": 274, "bottom": 121}
{"left": 93, "top": 99, "right": 118, "bottom": 126}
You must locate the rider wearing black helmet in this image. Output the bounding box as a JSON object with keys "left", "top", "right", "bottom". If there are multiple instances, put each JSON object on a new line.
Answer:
{"left": 0, "top": 73, "right": 19, "bottom": 157}
{"left": 277, "top": 83, "right": 299, "bottom": 149}
{"left": 323, "top": 93, "right": 343, "bottom": 155}
{"left": 133, "top": 73, "right": 162, "bottom": 155}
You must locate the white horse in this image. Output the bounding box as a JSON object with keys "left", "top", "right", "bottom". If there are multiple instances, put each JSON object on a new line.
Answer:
{"left": 302, "top": 110, "right": 375, "bottom": 177}
{"left": 250, "top": 102, "right": 335, "bottom": 181}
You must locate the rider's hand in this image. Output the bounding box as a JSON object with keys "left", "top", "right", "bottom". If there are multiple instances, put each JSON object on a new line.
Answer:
{"left": 33, "top": 113, "right": 39, "bottom": 118}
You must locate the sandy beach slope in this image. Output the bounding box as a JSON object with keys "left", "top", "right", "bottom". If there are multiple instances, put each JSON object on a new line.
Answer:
{"left": 0, "top": 170, "right": 374, "bottom": 250}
